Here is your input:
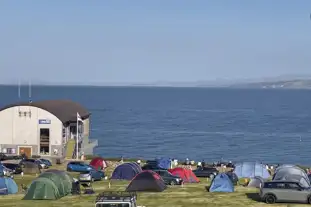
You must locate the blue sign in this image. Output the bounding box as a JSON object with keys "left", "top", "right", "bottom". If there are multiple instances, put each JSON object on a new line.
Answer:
{"left": 39, "top": 119, "right": 51, "bottom": 124}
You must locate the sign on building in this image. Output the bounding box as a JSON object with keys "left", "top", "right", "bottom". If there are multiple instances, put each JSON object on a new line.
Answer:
{"left": 39, "top": 119, "right": 51, "bottom": 124}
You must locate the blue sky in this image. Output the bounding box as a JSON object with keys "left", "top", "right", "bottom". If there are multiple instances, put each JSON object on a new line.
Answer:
{"left": 1, "top": 1, "right": 311, "bottom": 84}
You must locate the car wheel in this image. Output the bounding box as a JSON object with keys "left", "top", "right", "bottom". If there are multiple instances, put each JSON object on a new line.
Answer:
{"left": 265, "top": 194, "right": 276, "bottom": 204}
{"left": 170, "top": 181, "right": 175, "bottom": 186}
{"left": 308, "top": 196, "right": 311, "bottom": 204}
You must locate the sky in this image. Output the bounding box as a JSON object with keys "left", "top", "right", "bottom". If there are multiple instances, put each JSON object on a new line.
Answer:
{"left": 1, "top": 1, "right": 311, "bottom": 85}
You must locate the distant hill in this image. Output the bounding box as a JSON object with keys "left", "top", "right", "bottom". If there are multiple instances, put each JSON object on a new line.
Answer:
{"left": 230, "top": 79, "right": 311, "bottom": 89}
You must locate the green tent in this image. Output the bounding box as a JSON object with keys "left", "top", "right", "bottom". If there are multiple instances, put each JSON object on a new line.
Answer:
{"left": 23, "top": 177, "right": 61, "bottom": 200}
{"left": 38, "top": 172, "right": 67, "bottom": 197}
{"left": 45, "top": 170, "right": 73, "bottom": 195}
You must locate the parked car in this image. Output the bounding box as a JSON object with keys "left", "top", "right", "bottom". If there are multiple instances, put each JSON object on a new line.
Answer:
{"left": 192, "top": 167, "right": 218, "bottom": 179}
{"left": 20, "top": 159, "right": 47, "bottom": 169}
{"left": 39, "top": 159, "right": 52, "bottom": 167}
{"left": 0, "top": 153, "right": 7, "bottom": 161}
{"left": 95, "top": 192, "right": 137, "bottom": 207}
{"left": 2, "top": 165, "right": 13, "bottom": 177}
{"left": 2, "top": 163, "right": 23, "bottom": 174}
{"left": 260, "top": 180, "right": 311, "bottom": 204}
{"left": 153, "top": 169, "right": 183, "bottom": 185}
{"left": 142, "top": 164, "right": 161, "bottom": 170}
{"left": 67, "top": 161, "right": 93, "bottom": 172}
{"left": 213, "top": 161, "right": 235, "bottom": 168}
{"left": 79, "top": 167, "right": 105, "bottom": 183}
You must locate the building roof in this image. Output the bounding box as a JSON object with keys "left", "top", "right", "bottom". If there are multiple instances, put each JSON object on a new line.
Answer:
{"left": 0, "top": 100, "right": 90, "bottom": 123}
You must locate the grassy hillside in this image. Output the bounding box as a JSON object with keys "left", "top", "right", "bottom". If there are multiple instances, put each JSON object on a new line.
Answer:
{"left": 0, "top": 162, "right": 309, "bottom": 207}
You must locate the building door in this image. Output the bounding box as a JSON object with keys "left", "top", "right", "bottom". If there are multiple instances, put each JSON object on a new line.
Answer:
{"left": 19, "top": 147, "right": 32, "bottom": 157}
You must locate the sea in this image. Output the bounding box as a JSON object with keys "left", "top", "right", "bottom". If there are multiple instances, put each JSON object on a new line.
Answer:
{"left": 0, "top": 86, "right": 311, "bottom": 165}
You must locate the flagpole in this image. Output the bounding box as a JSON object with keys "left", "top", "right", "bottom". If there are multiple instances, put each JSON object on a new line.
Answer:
{"left": 76, "top": 112, "right": 79, "bottom": 160}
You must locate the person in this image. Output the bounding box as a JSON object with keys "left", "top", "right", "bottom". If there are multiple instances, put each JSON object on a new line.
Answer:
{"left": 137, "top": 160, "right": 141, "bottom": 166}
{"left": 202, "top": 160, "right": 206, "bottom": 168}
{"left": 197, "top": 162, "right": 202, "bottom": 169}
{"left": 80, "top": 152, "right": 85, "bottom": 160}
{"left": 185, "top": 158, "right": 190, "bottom": 165}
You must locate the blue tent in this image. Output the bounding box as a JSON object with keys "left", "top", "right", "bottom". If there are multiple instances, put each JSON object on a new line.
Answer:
{"left": 209, "top": 173, "right": 234, "bottom": 193}
{"left": 234, "top": 162, "right": 270, "bottom": 179}
{"left": 155, "top": 158, "right": 171, "bottom": 169}
{"left": 0, "top": 177, "right": 18, "bottom": 195}
{"left": 111, "top": 163, "right": 142, "bottom": 180}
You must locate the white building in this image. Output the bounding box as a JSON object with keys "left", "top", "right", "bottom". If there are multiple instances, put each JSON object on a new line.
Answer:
{"left": 0, "top": 100, "right": 97, "bottom": 159}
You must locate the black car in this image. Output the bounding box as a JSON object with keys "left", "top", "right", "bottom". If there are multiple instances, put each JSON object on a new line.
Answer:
{"left": 192, "top": 167, "right": 218, "bottom": 178}
{"left": 20, "top": 159, "right": 47, "bottom": 169}
{"left": 153, "top": 169, "right": 183, "bottom": 185}
{"left": 142, "top": 164, "right": 162, "bottom": 170}
{"left": 2, "top": 163, "right": 23, "bottom": 174}
{"left": 213, "top": 161, "right": 235, "bottom": 168}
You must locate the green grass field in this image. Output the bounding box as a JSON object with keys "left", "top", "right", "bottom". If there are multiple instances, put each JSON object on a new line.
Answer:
{"left": 0, "top": 163, "right": 309, "bottom": 207}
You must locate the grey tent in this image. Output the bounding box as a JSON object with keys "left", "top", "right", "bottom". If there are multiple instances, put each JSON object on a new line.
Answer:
{"left": 22, "top": 162, "right": 41, "bottom": 174}
{"left": 273, "top": 165, "right": 310, "bottom": 188}
{"left": 248, "top": 176, "right": 264, "bottom": 188}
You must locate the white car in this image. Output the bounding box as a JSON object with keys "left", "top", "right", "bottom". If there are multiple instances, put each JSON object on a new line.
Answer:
{"left": 3, "top": 166, "right": 13, "bottom": 176}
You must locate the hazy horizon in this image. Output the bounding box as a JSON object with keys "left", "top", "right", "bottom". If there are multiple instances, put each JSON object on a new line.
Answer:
{"left": 1, "top": 1, "right": 311, "bottom": 84}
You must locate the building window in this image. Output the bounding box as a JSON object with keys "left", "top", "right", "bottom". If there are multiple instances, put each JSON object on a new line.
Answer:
{"left": 40, "top": 128, "right": 50, "bottom": 155}
{"left": 7, "top": 148, "right": 14, "bottom": 154}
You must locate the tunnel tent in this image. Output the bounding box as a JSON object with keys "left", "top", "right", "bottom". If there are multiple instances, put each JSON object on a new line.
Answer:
{"left": 22, "top": 161, "right": 41, "bottom": 174}
{"left": 111, "top": 163, "right": 141, "bottom": 180}
{"left": 273, "top": 166, "right": 310, "bottom": 188}
{"left": 126, "top": 162, "right": 142, "bottom": 174}
{"left": 39, "top": 172, "right": 67, "bottom": 197}
{"left": 23, "top": 177, "right": 61, "bottom": 200}
{"left": 233, "top": 162, "right": 270, "bottom": 179}
{"left": 45, "top": 169, "right": 73, "bottom": 194}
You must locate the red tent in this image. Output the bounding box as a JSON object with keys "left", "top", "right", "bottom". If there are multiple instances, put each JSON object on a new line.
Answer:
{"left": 168, "top": 167, "right": 199, "bottom": 183}
{"left": 89, "top": 157, "right": 107, "bottom": 170}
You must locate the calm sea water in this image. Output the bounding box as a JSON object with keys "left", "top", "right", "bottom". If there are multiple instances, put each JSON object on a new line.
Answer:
{"left": 0, "top": 86, "right": 311, "bottom": 165}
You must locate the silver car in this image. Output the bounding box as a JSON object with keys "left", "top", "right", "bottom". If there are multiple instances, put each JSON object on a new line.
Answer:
{"left": 260, "top": 180, "right": 311, "bottom": 204}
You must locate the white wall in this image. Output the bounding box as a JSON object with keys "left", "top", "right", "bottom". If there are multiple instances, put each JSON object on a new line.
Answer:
{"left": 0, "top": 106, "right": 63, "bottom": 149}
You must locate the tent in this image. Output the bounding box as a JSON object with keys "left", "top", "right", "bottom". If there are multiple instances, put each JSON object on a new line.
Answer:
{"left": 126, "top": 170, "right": 167, "bottom": 192}
{"left": 248, "top": 176, "right": 264, "bottom": 188}
{"left": 22, "top": 162, "right": 41, "bottom": 174}
{"left": 155, "top": 158, "right": 171, "bottom": 169}
{"left": 209, "top": 173, "right": 234, "bottom": 193}
{"left": 273, "top": 166, "right": 310, "bottom": 187}
{"left": 39, "top": 172, "right": 67, "bottom": 197}
{"left": 111, "top": 163, "right": 142, "bottom": 180}
{"left": 45, "top": 170, "right": 73, "bottom": 194}
{"left": 23, "top": 177, "right": 61, "bottom": 200}
{"left": 0, "top": 165, "right": 4, "bottom": 177}
{"left": 0, "top": 177, "right": 18, "bottom": 195}
{"left": 89, "top": 157, "right": 108, "bottom": 170}
{"left": 168, "top": 168, "right": 199, "bottom": 183}
{"left": 146, "top": 158, "right": 172, "bottom": 169}
{"left": 226, "top": 172, "right": 238, "bottom": 185}
{"left": 233, "top": 162, "right": 270, "bottom": 179}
